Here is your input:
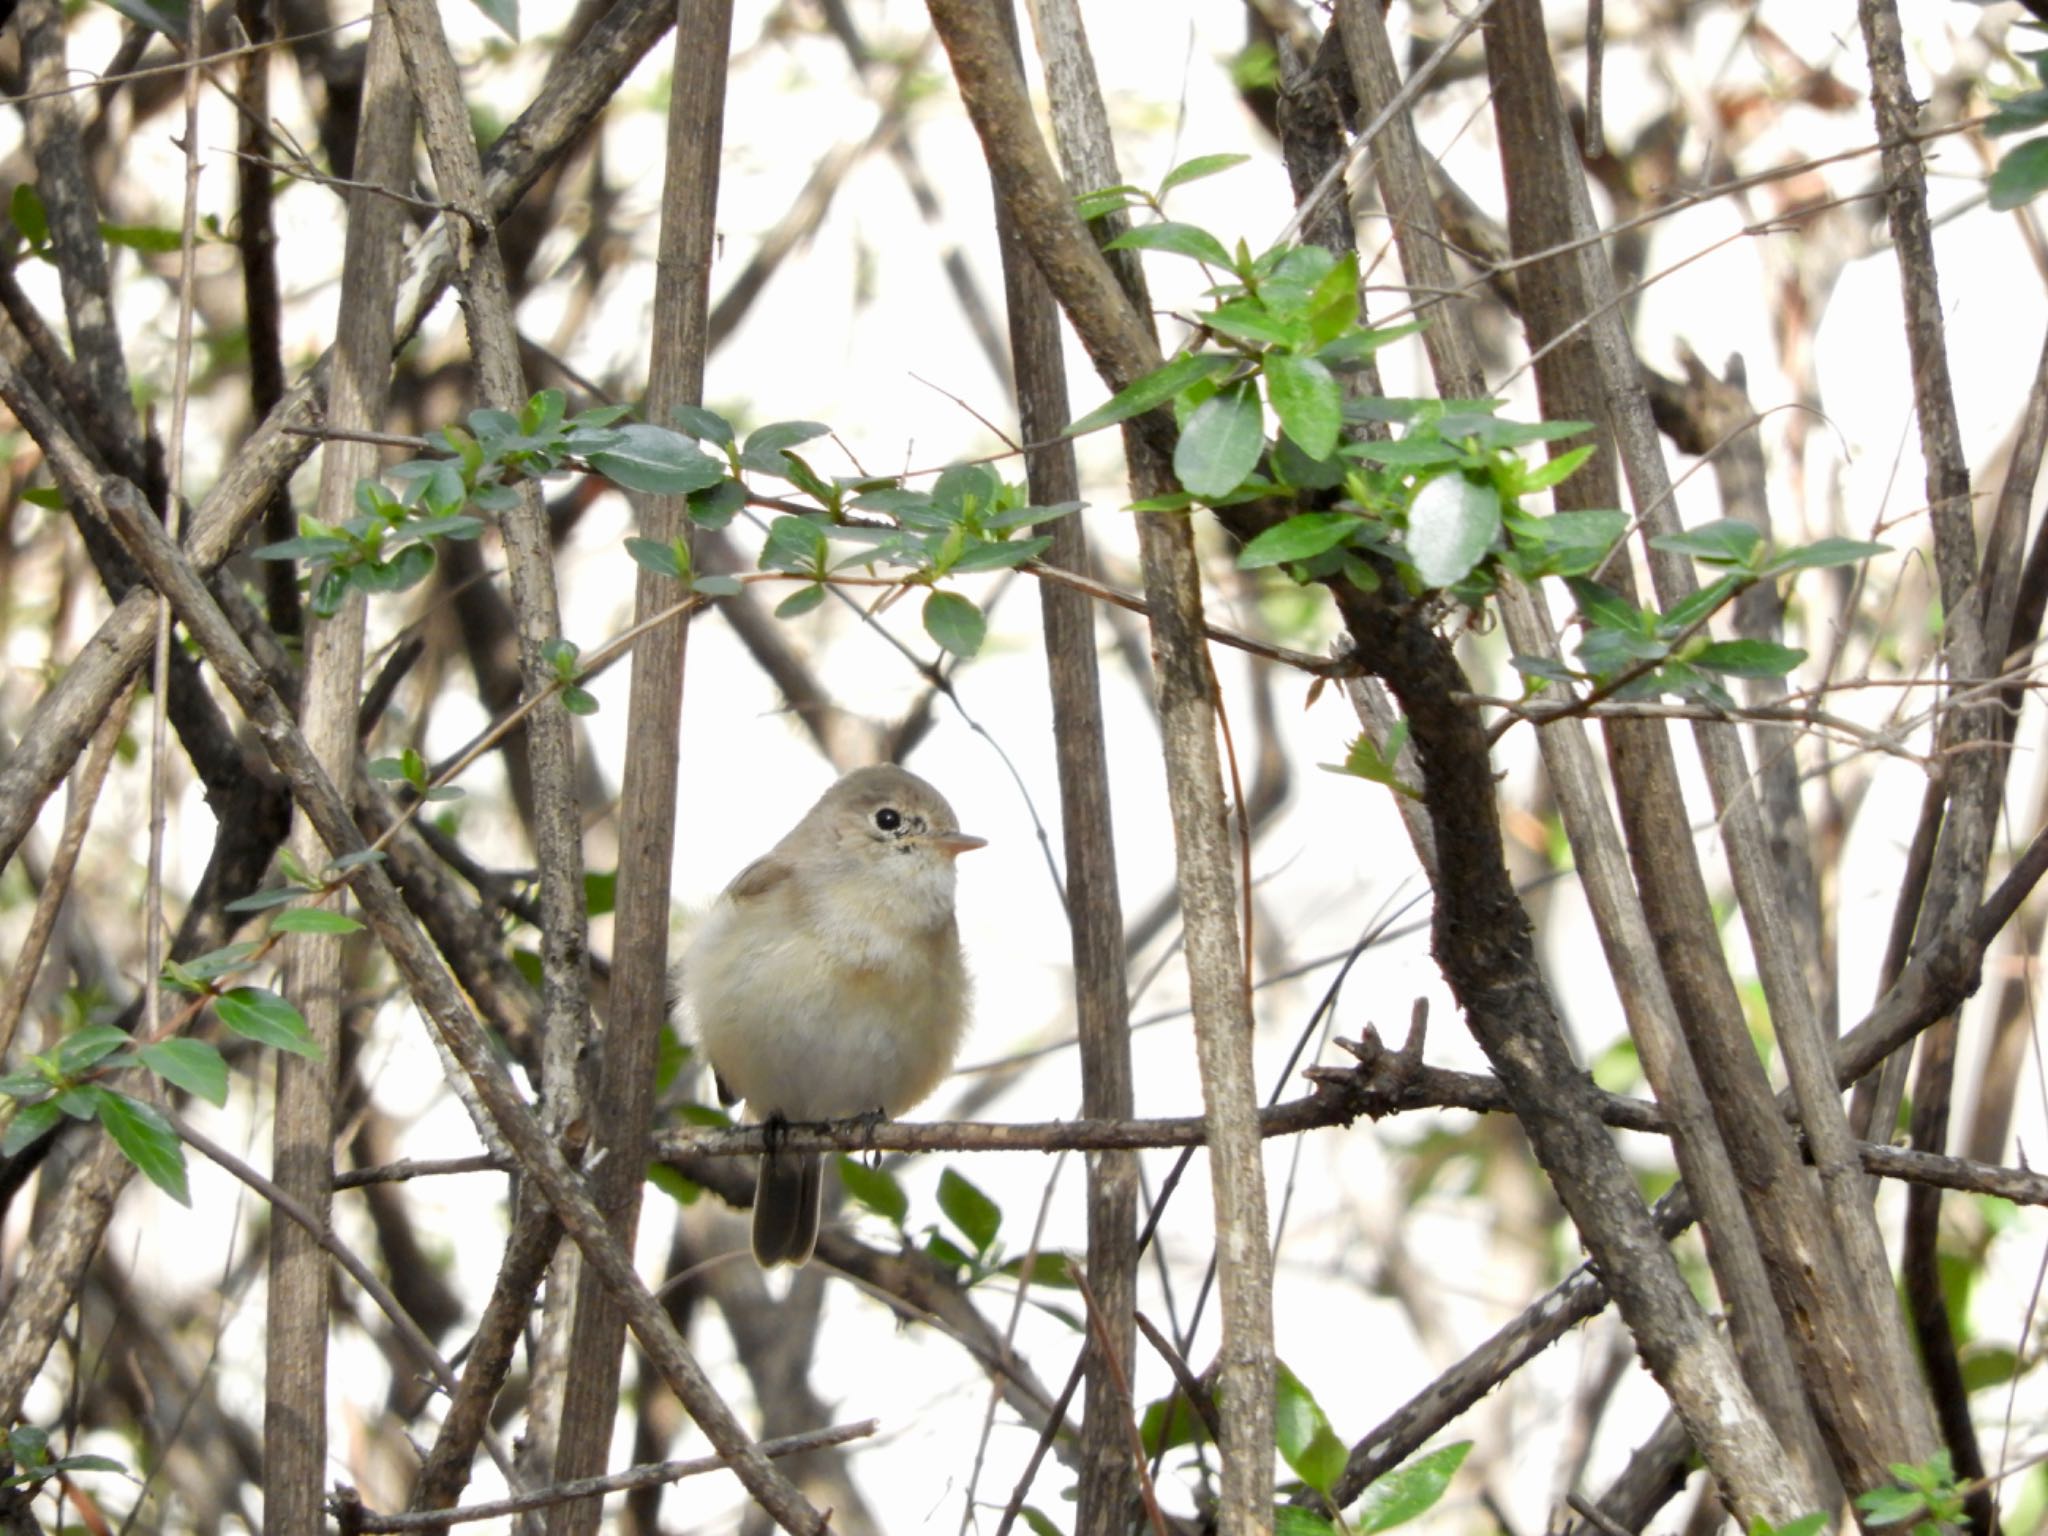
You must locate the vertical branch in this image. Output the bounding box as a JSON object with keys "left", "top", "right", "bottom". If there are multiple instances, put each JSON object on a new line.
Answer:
{"left": 265, "top": 15, "right": 415, "bottom": 1535}
{"left": 928, "top": 5, "right": 1273, "bottom": 1530}
{"left": 989, "top": 10, "right": 1139, "bottom": 1531}
{"left": 1482, "top": 0, "right": 1942, "bottom": 1480}
{"left": 546, "top": 2, "right": 733, "bottom": 1528}
{"left": 1335, "top": 0, "right": 1830, "bottom": 1496}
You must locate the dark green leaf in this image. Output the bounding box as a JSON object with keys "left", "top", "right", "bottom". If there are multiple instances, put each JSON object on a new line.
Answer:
{"left": 56, "top": 1024, "right": 132, "bottom": 1072}
{"left": 466, "top": 0, "right": 517, "bottom": 38}
{"left": 837, "top": 1154, "right": 909, "bottom": 1225}
{"left": 215, "top": 988, "right": 322, "bottom": 1060}
{"left": 1689, "top": 639, "right": 1806, "bottom": 678}
{"left": 1075, "top": 185, "right": 1143, "bottom": 220}
{"left": 923, "top": 1231, "right": 974, "bottom": 1271}
{"left": 1992, "top": 135, "right": 2048, "bottom": 210}
{"left": 739, "top": 420, "right": 832, "bottom": 475}
{"left": 21, "top": 486, "right": 64, "bottom": 510}
{"left": 625, "top": 536, "right": 683, "bottom": 579}
{"left": 1343, "top": 436, "right": 1465, "bottom": 470}
{"left": 1138, "top": 1393, "right": 1211, "bottom": 1457}
{"left": 688, "top": 478, "right": 748, "bottom": 530}
{"left": 355, "top": 542, "right": 435, "bottom": 594}
{"left": 1065, "top": 353, "right": 1237, "bottom": 438}
{"left": 1511, "top": 653, "right": 1580, "bottom": 685}
{"left": 1205, "top": 301, "right": 1309, "bottom": 350}
{"left": 323, "top": 849, "right": 388, "bottom": 876}
{"left": 252, "top": 533, "right": 353, "bottom": 561}
{"left": 1272, "top": 434, "right": 1346, "bottom": 492}
{"left": 1650, "top": 518, "right": 1764, "bottom": 567}
{"left": 138, "top": 1039, "right": 229, "bottom": 1107}
{"left": 1019, "top": 1506, "right": 1067, "bottom": 1536}
{"left": 44, "top": 1454, "right": 124, "bottom": 1476}
{"left": 96, "top": 1090, "right": 190, "bottom": 1205}
{"left": 1989, "top": 90, "right": 2048, "bottom": 136}
{"left": 1319, "top": 321, "right": 1427, "bottom": 370}
{"left": 5, "top": 1428, "right": 45, "bottom": 1470}
{"left": 1104, "top": 220, "right": 1234, "bottom": 268}
{"left": 775, "top": 583, "right": 827, "bottom": 619}
{"left": 1158, "top": 152, "right": 1249, "bottom": 195}
{"left": 1406, "top": 473, "right": 1501, "bottom": 588}
{"left": 998, "top": 1251, "right": 1077, "bottom": 1288}
{"left": 588, "top": 425, "right": 727, "bottom": 495}
{"left": 690, "top": 574, "right": 743, "bottom": 597}
{"left": 10, "top": 184, "right": 47, "bottom": 246}
{"left": 761, "top": 515, "right": 829, "bottom": 574}
{"left": 92, "top": 0, "right": 188, "bottom": 38}
{"left": 670, "top": 404, "right": 734, "bottom": 443}
{"left": 560, "top": 686, "right": 599, "bottom": 716}
{"left": 922, "top": 590, "right": 986, "bottom": 659}
{"left": 932, "top": 462, "right": 1003, "bottom": 518}
{"left": 937, "top": 1166, "right": 1001, "bottom": 1253}
{"left": 1274, "top": 1362, "right": 1347, "bottom": 1496}
{"left": 647, "top": 1162, "right": 701, "bottom": 1206}
{"left": 1766, "top": 537, "right": 1889, "bottom": 574}
{"left": 1567, "top": 578, "right": 1645, "bottom": 634}
{"left": 100, "top": 222, "right": 184, "bottom": 253}
{"left": 1354, "top": 1441, "right": 1471, "bottom": 1533}
{"left": 270, "top": 907, "right": 362, "bottom": 935}
{"left": 1274, "top": 1510, "right": 1336, "bottom": 1536}
{"left": 950, "top": 536, "right": 1052, "bottom": 573}
{"left": 1237, "top": 513, "right": 1363, "bottom": 569}
{"left": 1174, "top": 381, "right": 1265, "bottom": 498}
{"left": 2, "top": 1098, "right": 63, "bottom": 1157}
{"left": 1747, "top": 1516, "right": 1828, "bottom": 1536}
{"left": 1529, "top": 509, "right": 1627, "bottom": 575}
{"left": 1660, "top": 571, "right": 1745, "bottom": 633}
{"left": 224, "top": 883, "right": 304, "bottom": 912}
{"left": 1264, "top": 353, "right": 1341, "bottom": 460}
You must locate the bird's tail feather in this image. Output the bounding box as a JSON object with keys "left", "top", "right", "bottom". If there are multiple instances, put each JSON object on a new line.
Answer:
{"left": 752, "top": 1150, "right": 822, "bottom": 1267}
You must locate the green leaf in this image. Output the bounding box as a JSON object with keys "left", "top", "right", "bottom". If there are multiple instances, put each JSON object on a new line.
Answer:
{"left": 11, "top": 184, "right": 48, "bottom": 246}
{"left": 1660, "top": 571, "right": 1745, "bottom": 633}
{"left": 761, "top": 515, "right": 829, "bottom": 574}
{"left": 21, "top": 486, "right": 64, "bottom": 510}
{"left": 2, "top": 1098, "right": 63, "bottom": 1157}
{"left": 560, "top": 686, "right": 599, "bottom": 716}
{"left": 1075, "top": 184, "right": 1143, "bottom": 220}
{"left": 138, "top": 1039, "right": 229, "bottom": 1107}
{"left": 95, "top": 1090, "right": 190, "bottom": 1206}
{"left": 1767, "top": 537, "right": 1889, "bottom": 574}
{"left": 670, "top": 404, "right": 734, "bottom": 444}
{"left": 1344, "top": 436, "right": 1465, "bottom": 469}
{"left": 922, "top": 590, "right": 986, "bottom": 659}
{"left": 1157, "top": 152, "right": 1250, "bottom": 195}
{"left": 687, "top": 479, "right": 748, "bottom": 530}
{"left": 1264, "top": 353, "right": 1342, "bottom": 460}
{"left": 837, "top": 1154, "right": 909, "bottom": 1225}
{"left": 1516, "top": 443, "right": 1596, "bottom": 496}
{"left": 587, "top": 425, "right": 727, "bottom": 496}
{"left": 1406, "top": 473, "right": 1501, "bottom": 588}
{"left": 56, "top": 1024, "right": 132, "bottom": 1072}
{"left": 1174, "top": 381, "right": 1265, "bottom": 498}
{"left": 1138, "top": 1392, "right": 1211, "bottom": 1457}
{"left": 1104, "top": 220, "right": 1234, "bottom": 268}
{"left": 1650, "top": 518, "right": 1764, "bottom": 567}
{"left": 1206, "top": 300, "right": 1309, "bottom": 350}
{"left": 270, "top": 907, "right": 362, "bottom": 935}
{"left": 1324, "top": 722, "right": 1420, "bottom": 799}
{"left": 647, "top": 1161, "right": 701, "bottom": 1206}
{"left": 1274, "top": 1362, "right": 1347, "bottom": 1496}
{"left": 1065, "top": 352, "right": 1236, "bottom": 438}
{"left": 739, "top": 420, "right": 832, "bottom": 475}
{"left": 1019, "top": 1506, "right": 1068, "bottom": 1536}
{"left": 775, "top": 583, "right": 827, "bottom": 619}
{"left": 998, "top": 1250, "right": 1077, "bottom": 1288}
{"left": 1567, "top": 578, "right": 1644, "bottom": 633}
{"left": 1529, "top": 509, "right": 1627, "bottom": 575}
{"left": 1237, "top": 513, "right": 1364, "bottom": 570}
{"left": 466, "top": 0, "right": 517, "bottom": 39}
{"left": 100, "top": 222, "right": 184, "bottom": 253}
{"left": 92, "top": 0, "right": 188, "bottom": 39}
{"left": 214, "top": 988, "right": 323, "bottom": 1060}
{"left": 1748, "top": 1516, "right": 1829, "bottom": 1536}
{"left": 1274, "top": 1510, "right": 1336, "bottom": 1536}
{"left": 624, "top": 536, "right": 683, "bottom": 579}
{"left": 1354, "top": 1441, "right": 1471, "bottom": 1533}
{"left": 937, "top": 1166, "right": 1001, "bottom": 1253}
{"left": 252, "top": 533, "right": 353, "bottom": 562}
{"left": 355, "top": 541, "right": 435, "bottom": 594}
{"left": 1992, "top": 134, "right": 2048, "bottom": 211}
{"left": 932, "top": 462, "right": 1003, "bottom": 518}
{"left": 1690, "top": 639, "right": 1806, "bottom": 678}
{"left": 950, "top": 536, "right": 1052, "bottom": 572}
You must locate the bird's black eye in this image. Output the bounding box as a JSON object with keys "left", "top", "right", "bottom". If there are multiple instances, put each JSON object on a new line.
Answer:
{"left": 873, "top": 806, "right": 903, "bottom": 832}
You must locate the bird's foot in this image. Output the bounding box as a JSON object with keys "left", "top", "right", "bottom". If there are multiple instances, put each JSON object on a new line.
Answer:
{"left": 849, "top": 1106, "right": 888, "bottom": 1168}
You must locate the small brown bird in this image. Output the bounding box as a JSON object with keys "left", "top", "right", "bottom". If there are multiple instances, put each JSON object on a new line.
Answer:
{"left": 682, "top": 765, "right": 984, "bottom": 1267}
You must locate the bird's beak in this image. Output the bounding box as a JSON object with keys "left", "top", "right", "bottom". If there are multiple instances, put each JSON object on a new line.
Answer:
{"left": 928, "top": 831, "right": 987, "bottom": 857}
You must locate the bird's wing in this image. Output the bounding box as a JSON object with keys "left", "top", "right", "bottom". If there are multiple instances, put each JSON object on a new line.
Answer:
{"left": 724, "top": 854, "right": 794, "bottom": 902}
